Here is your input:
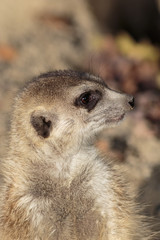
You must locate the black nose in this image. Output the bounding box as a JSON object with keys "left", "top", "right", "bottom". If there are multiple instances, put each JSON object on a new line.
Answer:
{"left": 128, "top": 97, "right": 134, "bottom": 109}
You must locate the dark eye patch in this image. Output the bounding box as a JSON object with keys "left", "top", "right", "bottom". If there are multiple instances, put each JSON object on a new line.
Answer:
{"left": 74, "top": 90, "right": 102, "bottom": 112}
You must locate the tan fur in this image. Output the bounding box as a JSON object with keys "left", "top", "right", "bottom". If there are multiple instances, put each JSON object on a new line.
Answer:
{"left": 0, "top": 70, "right": 150, "bottom": 239}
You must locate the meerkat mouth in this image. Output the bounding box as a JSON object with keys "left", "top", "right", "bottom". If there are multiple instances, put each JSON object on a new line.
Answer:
{"left": 117, "top": 113, "right": 125, "bottom": 121}
{"left": 105, "top": 113, "right": 125, "bottom": 124}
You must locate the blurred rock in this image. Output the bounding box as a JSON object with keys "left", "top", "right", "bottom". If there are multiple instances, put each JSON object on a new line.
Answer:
{"left": 0, "top": 45, "right": 18, "bottom": 62}
{"left": 88, "top": 0, "right": 160, "bottom": 44}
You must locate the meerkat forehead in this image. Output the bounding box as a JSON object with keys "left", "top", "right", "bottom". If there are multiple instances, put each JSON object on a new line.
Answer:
{"left": 17, "top": 70, "right": 106, "bottom": 105}
{"left": 26, "top": 70, "right": 105, "bottom": 93}
{"left": 37, "top": 70, "right": 104, "bottom": 85}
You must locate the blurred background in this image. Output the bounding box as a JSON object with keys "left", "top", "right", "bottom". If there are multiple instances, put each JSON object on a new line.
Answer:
{"left": 0, "top": 0, "right": 160, "bottom": 233}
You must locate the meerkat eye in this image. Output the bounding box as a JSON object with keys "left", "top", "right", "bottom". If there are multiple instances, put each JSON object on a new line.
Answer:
{"left": 75, "top": 90, "right": 102, "bottom": 112}
{"left": 80, "top": 92, "right": 92, "bottom": 105}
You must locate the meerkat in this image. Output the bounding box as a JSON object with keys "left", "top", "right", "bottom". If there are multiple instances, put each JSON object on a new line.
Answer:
{"left": 0, "top": 70, "right": 150, "bottom": 240}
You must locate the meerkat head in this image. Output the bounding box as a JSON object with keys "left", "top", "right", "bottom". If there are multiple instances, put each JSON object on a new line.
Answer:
{"left": 11, "top": 70, "right": 134, "bottom": 156}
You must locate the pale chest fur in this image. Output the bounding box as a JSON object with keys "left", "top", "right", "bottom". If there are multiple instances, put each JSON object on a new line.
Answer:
{"left": 0, "top": 152, "right": 138, "bottom": 240}
{"left": 27, "top": 158, "right": 110, "bottom": 239}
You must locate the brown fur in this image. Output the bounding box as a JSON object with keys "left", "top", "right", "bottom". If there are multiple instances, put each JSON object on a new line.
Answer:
{"left": 0, "top": 70, "right": 150, "bottom": 239}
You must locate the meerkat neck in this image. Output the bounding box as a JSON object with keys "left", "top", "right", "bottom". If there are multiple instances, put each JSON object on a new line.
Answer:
{"left": 7, "top": 134, "right": 99, "bottom": 176}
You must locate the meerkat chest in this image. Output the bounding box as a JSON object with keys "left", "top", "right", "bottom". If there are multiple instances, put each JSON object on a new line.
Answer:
{"left": 28, "top": 163, "right": 109, "bottom": 239}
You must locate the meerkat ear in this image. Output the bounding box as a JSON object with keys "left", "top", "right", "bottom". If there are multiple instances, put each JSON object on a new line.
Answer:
{"left": 30, "top": 111, "right": 52, "bottom": 138}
